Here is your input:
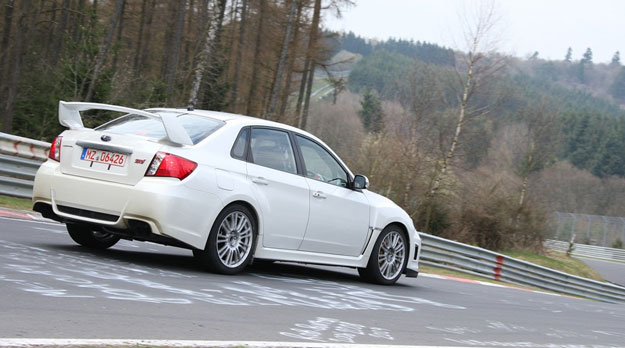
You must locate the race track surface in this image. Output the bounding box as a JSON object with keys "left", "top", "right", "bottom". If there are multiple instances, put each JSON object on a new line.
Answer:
{"left": 1, "top": 216, "right": 624, "bottom": 348}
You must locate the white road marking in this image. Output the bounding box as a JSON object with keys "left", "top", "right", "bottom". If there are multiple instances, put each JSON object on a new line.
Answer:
{"left": 0, "top": 339, "right": 477, "bottom": 348}
{"left": 281, "top": 317, "right": 394, "bottom": 343}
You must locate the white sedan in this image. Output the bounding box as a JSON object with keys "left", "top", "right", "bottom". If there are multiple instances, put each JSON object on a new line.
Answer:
{"left": 33, "top": 101, "right": 421, "bottom": 284}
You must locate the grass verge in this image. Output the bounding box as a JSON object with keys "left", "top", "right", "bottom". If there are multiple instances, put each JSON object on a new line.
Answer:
{"left": 0, "top": 195, "right": 33, "bottom": 211}
{"left": 500, "top": 250, "right": 604, "bottom": 281}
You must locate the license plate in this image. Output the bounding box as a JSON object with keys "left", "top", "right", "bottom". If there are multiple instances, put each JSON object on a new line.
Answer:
{"left": 81, "top": 148, "right": 127, "bottom": 167}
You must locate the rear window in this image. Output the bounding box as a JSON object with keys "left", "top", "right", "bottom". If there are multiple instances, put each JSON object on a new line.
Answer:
{"left": 96, "top": 112, "right": 224, "bottom": 145}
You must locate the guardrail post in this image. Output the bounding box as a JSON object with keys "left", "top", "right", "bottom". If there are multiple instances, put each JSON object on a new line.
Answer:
{"left": 493, "top": 255, "right": 503, "bottom": 281}
{"left": 602, "top": 216, "right": 608, "bottom": 247}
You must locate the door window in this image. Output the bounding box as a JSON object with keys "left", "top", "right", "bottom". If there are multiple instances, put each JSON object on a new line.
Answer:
{"left": 250, "top": 129, "right": 297, "bottom": 174}
{"left": 296, "top": 135, "right": 348, "bottom": 188}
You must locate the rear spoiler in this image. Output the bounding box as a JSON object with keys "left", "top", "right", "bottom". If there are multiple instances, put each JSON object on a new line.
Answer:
{"left": 58, "top": 101, "right": 193, "bottom": 146}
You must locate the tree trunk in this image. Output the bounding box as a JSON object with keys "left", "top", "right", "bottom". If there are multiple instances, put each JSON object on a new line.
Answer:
{"left": 84, "top": 0, "right": 126, "bottom": 102}
{"left": 139, "top": 0, "right": 156, "bottom": 73}
{"left": 278, "top": 0, "right": 303, "bottom": 121}
{"left": 422, "top": 56, "right": 475, "bottom": 232}
{"left": 3, "top": 0, "right": 31, "bottom": 133}
{"left": 51, "top": 0, "right": 70, "bottom": 69}
{"left": 71, "top": 0, "right": 86, "bottom": 43}
{"left": 44, "top": 0, "right": 57, "bottom": 60}
{"left": 182, "top": 0, "right": 194, "bottom": 70}
{"left": 266, "top": 0, "right": 299, "bottom": 121}
{"left": 188, "top": 0, "right": 226, "bottom": 109}
{"left": 295, "top": 60, "right": 309, "bottom": 118}
{"left": 111, "top": 0, "right": 126, "bottom": 73}
{"left": 297, "top": 0, "right": 321, "bottom": 129}
{"left": 0, "top": 0, "right": 14, "bottom": 86}
{"left": 245, "top": 0, "right": 266, "bottom": 116}
{"left": 132, "top": 0, "right": 148, "bottom": 73}
{"left": 229, "top": 0, "right": 247, "bottom": 113}
{"left": 165, "top": 0, "right": 187, "bottom": 99}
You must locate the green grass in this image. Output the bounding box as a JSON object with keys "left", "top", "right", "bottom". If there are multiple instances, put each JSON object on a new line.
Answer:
{"left": 0, "top": 195, "right": 33, "bottom": 211}
{"left": 500, "top": 250, "right": 604, "bottom": 281}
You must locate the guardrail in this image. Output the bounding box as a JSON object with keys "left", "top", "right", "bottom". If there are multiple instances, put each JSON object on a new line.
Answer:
{"left": 0, "top": 132, "right": 624, "bottom": 304}
{"left": 0, "top": 132, "right": 50, "bottom": 161}
{"left": 419, "top": 233, "right": 625, "bottom": 304}
{"left": 0, "top": 132, "right": 49, "bottom": 199}
{"left": 545, "top": 239, "right": 625, "bottom": 263}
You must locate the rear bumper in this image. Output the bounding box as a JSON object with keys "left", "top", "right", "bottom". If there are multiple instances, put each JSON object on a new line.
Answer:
{"left": 33, "top": 160, "right": 222, "bottom": 249}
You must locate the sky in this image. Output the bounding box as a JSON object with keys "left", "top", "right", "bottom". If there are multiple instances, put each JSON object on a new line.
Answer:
{"left": 324, "top": 0, "right": 624, "bottom": 63}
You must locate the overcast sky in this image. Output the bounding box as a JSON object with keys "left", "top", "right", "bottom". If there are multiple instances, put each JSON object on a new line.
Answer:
{"left": 324, "top": 0, "right": 624, "bottom": 63}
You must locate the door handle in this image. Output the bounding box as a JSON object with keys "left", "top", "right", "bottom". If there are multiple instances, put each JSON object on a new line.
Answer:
{"left": 251, "top": 176, "right": 269, "bottom": 185}
{"left": 312, "top": 191, "right": 326, "bottom": 199}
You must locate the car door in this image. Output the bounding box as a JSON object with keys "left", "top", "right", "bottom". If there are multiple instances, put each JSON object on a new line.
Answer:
{"left": 246, "top": 128, "right": 310, "bottom": 250}
{"left": 295, "top": 135, "right": 371, "bottom": 257}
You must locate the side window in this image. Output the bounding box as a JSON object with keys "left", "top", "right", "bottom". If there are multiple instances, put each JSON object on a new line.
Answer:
{"left": 296, "top": 135, "right": 348, "bottom": 188}
{"left": 250, "top": 128, "right": 297, "bottom": 174}
{"left": 231, "top": 127, "right": 249, "bottom": 160}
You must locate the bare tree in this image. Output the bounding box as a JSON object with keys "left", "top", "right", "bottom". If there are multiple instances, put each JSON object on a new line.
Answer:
{"left": 266, "top": 0, "right": 299, "bottom": 120}
{"left": 85, "top": 0, "right": 126, "bottom": 102}
{"left": 297, "top": 0, "right": 321, "bottom": 129}
{"left": 422, "top": 0, "right": 505, "bottom": 232}
{"left": 229, "top": 0, "right": 248, "bottom": 113}
{"left": 3, "top": 0, "right": 31, "bottom": 132}
{"left": 514, "top": 103, "right": 560, "bottom": 221}
{"left": 50, "top": 0, "right": 70, "bottom": 69}
{"left": 188, "top": 0, "right": 227, "bottom": 109}
{"left": 0, "top": 0, "right": 14, "bottom": 80}
{"left": 165, "top": 0, "right": 187, "bottom": 99}
{"left": 245, "top": 0, "right": 266, "bottom": 116}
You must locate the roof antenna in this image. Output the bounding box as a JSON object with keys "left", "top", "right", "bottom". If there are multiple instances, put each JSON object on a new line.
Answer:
{"left": 187, "top": 104, "right": 194, "bottom": 111}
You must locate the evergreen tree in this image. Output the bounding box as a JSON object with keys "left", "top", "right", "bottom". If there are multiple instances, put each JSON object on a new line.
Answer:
{"left": 610, "top": 67, "right": 625, "bottom": 103}
{"left": 582, "top": 48, "right": 593, "bottom": 64}
{"left": 565, "top": 47, "right": 573, "bottom": 62}
{"left": 358, "top": 90, "right": 383, "bottom": 133}
{"left": 578, "top": 48, "right": 593, "bottom": 83}
{"left": 611, "top": 51, "right": 621, "bottom": 67}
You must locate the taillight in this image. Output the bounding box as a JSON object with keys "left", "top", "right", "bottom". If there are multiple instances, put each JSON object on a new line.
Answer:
{"left": 145, "top": 152, "right": 197, "bottom": 180}
{"left": 49, "top": 136, "right": 62, "bottom": 162}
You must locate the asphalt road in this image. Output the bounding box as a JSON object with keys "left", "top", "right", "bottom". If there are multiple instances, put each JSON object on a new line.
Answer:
{"left": 579, "top": 257, "right": 625, "bottom": 286}
{"left": 1, "top": 216, "right": 625, "bottom": 348}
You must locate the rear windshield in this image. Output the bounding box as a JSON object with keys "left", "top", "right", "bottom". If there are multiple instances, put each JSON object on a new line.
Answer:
{"left": 96, "top": 112, "right": 224, "bottom": 145}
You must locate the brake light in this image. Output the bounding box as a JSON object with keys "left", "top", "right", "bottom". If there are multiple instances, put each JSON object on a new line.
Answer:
{"left": 145, "top": 152, "right": 197, "bottom": 180}
{"left": 49, "top": 136, "right": 62, "bottom": 162}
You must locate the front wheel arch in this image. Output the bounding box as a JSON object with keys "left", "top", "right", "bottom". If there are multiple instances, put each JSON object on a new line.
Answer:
{"left": 359, "top": 223, "right": 410, "bottom": 285}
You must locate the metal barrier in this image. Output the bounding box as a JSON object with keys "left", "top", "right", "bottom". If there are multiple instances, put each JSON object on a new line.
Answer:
{"left": 0, "top": 132, "right": 624, "bottom": 303}
{"left": 0, "top": 132, "right": 50, "bottom": 161}
{"left": 545, "top": 239, "right": 625, "bottom": 263}
{"left": 0, "top": 132, "right": 49, "bottom": 199}
{"left": 419, "top": 233, "right": 625, "bottom": 304}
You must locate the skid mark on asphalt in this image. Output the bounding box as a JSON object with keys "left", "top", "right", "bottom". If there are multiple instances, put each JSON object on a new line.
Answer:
{"left": 280, "top": 317, "right": 393, "bottom": 343}
{"left": 0, "top": 239, "right": 465, "bottom": 311}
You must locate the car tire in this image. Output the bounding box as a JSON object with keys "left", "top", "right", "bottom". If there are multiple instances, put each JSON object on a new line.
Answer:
{"left": 66, "top": 224, "right": 120, "bottom": 249}
{"left": 194, "top": 204, "right": 256, "bottom": 275}
{"left": 358, "top": 225, "right": 408, "bottom": 285}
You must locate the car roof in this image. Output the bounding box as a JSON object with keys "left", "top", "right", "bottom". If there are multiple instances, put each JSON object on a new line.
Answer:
{"left": 148, "top": 107, "right": 320, "bottom": 141}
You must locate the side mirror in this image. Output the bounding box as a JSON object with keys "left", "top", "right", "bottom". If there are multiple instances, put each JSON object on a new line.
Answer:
{"left": 352, "top": 174, "right": 369, "bottom": 190}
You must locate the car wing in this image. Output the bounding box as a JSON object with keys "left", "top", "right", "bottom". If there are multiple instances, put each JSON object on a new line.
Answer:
{"left": 58, "top": 100, "right": 193, "bottom": 146}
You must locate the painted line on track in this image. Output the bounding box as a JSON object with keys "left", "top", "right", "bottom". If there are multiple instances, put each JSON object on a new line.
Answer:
{"left": 0, "top": 339, "right": 475, "bottom": 348}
